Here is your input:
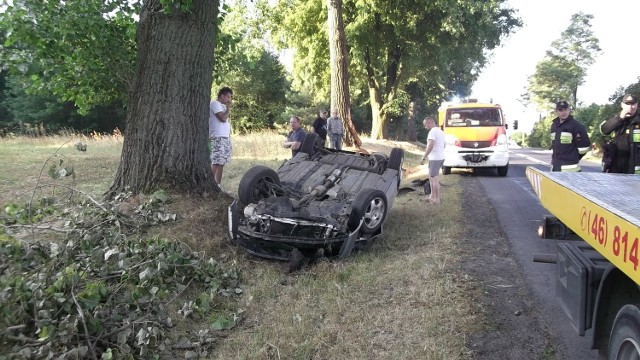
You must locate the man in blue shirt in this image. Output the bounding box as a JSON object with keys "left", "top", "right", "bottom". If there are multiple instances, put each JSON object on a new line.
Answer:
{"left": 283, "top": 116, "right": 307, "bottom": 157}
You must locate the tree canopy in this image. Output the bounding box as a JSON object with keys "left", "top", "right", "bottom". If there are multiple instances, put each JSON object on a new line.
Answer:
{"left": 0, "top": 0, "right": 138, "bottom": 113}
{"left": 524, "top": 12, "right": 604, "bottom": 149}
{"left": 266, "top": 0, "right": 521, "bottom": 138}
{"left": 524, "top": 12, "right": 601, "bottom": 111}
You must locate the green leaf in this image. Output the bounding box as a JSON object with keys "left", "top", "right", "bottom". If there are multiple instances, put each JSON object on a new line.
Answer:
{"left": 101, "top": 348, "right": 113, "bottom": 360}
{"left": 210, "top": 314, "right": 237, "bottom": 331}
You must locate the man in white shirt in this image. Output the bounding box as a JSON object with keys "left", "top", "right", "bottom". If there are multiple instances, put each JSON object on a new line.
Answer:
{"left": 420, "top": 116, "right": 445, "bottom": 204}
{"left": 209, "top": 87, "right": 233, "bottom": 186}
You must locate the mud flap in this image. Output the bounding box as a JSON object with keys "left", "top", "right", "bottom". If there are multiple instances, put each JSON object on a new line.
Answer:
{"left": 339, "top": 219, "right": 363, "bottom": 259}
{"left": 228, "top": 199, "right": 239, "bottom": 242}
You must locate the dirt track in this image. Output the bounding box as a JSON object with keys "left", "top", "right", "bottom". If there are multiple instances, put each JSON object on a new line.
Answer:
{"left": 459, "top": 175, "right": 565, "bottom": 359}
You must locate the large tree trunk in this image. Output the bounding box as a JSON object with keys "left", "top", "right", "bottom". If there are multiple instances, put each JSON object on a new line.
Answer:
{"left": 365, "top": 46, "right": 401, "bottom": 140}
{"left": 365, "top": 47, "right": 383, "bottom": 140}
{"left": 108, "top": 0, "right": 218, "bottom": 197}
{"left": 327, "top": 0, "right": 361, "bottom": 148}
{"left": 406, "top": 101, "right": 418, "bottom": 141}
{"left": 369, "top": 89, "right": 385, "bottom": 140}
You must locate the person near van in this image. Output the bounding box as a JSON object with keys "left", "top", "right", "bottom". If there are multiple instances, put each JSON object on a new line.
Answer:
{"left": 420, "top": 116, "right": 445, "bottom": 204}
{"left": 550, "top": 101, "right": 591, "bottom": 172}
{"left": 599, "top": 93, "right": 640, "bottom": 174}
{"left": 326, "top": 109, "right": 344, "bottom": 150}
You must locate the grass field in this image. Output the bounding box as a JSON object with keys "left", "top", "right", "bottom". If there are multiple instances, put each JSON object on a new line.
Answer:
{"left": 0, "top": 132, "right": 482, "bottom": 359}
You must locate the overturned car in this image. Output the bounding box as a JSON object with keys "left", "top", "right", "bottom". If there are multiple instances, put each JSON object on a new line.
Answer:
{"left": 228, "top": 133, "right": 403, "bottom": 262}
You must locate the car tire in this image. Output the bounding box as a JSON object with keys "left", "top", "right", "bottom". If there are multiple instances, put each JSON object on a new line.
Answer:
{"left": 497, "top": 164, "right": 508, "bottom": 177}
{"left": 442, "top": 166, "right": 451, "bottom": 175}
{"left": 348, "top": 188, "right": 388, "bottom": 235}
{"left": 388, "top": 148, "right": 404, "bottom": 171}
{"left": 608, "top": 304, "right": 640, "bottom": 360}
{"left": 388, "top": 148, "right": 404, "bottom": 188}
{"left": 300, "top": 133, "right": 320, "bottom": 156}
{"left": 238, "top": 166, "right": 281, "bottom": 206}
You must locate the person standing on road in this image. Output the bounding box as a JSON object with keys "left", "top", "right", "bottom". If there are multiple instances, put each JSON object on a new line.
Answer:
{"left": 312, "top": 110, "right": 328, "bottom": 147}
{"left": 599, "top": 93, "right": 640, "bottom": 174}
{"left": 326, "top": 109, "right": 344, "bottom": 150}
{"left": 209, "top": 87, "right": 233, "bottom": 187}
{"left": 420, "top": 116, "right": 445, "bottom": 204}
{"left": 550, "top": 101, "right": 591, "bottom": 172}
{"left": 283, "top": 116, "right": 307, "bottom": 157}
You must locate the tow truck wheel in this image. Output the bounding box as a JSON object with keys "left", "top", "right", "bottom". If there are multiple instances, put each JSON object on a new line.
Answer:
{"left": 608, "top": 304, "right": 640, "bottom": 360}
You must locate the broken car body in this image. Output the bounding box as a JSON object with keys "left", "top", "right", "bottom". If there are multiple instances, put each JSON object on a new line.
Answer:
{"left": 228, "top": 133, "right": 403, "bottom": 261}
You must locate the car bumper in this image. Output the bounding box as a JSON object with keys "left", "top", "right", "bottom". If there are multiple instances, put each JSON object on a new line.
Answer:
{"left": 228, "top": 199, "right": 366, "bottom": 261}
{"left": 443, "top": 148, "right": 509, "bottom": 168}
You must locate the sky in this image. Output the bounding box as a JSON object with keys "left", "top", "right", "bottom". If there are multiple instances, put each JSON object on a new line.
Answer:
{"left": 471, "top": 0, "right": 640, "bottom": 132}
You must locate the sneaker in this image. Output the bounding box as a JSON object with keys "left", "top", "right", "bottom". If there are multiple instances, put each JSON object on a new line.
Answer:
{"left": 217, "top": 185, "right": 234, "bottom": 197}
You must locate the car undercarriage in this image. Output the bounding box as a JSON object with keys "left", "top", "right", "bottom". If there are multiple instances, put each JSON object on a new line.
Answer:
{"left": 228, "top": 133, "right": 403, "bottom": 267}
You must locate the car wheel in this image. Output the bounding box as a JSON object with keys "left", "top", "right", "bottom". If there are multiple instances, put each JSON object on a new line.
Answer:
{"left": 300, "top": 133, "right": 320, "bottom": 156}
{"left": 497, "top": 164, "right": 508, "bottom": 177}
{"left": 348, "top": 189, "right": 388, "bottom": 235}
{"left": 442, "top": 166, "right": 451, "bottom": 175}
{"left": 238, "top": 166, "right": 281, "bottom": 205}
{"left": 608, "top": 304, "right": 640, "bottom": 360}
{"left": 388, "top": 148, "right": 404, "bottom": 187}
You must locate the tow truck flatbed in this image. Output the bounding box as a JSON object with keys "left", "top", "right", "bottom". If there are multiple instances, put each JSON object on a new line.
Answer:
{"left": 526, "top": 167, "right": 640, "bottom": 285}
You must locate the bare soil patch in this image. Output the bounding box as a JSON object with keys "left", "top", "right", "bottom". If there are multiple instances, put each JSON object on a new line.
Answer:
{"left": 459, "top": 175, "right": 564, "bottom": 359}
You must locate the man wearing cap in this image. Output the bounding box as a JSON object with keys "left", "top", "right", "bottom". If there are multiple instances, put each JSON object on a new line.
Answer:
{"left": 549, "top": 100, "right": 591, "bottom": 172}
{"left": 600, "top": 94, "right": 640, "bottom": 174}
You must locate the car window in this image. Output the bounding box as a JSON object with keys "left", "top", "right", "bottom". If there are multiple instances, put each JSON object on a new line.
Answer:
{"left": 446, "top": 108, "right": 502, "bottom": 127}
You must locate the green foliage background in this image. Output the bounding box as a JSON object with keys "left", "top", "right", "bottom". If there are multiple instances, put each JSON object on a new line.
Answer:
{"left": 0, "top": 1, "right": 638, "bottom": 143}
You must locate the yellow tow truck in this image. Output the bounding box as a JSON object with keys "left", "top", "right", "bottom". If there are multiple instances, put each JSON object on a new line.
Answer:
{"left": 526, "top": 167, "right": 640, "bottom": 359}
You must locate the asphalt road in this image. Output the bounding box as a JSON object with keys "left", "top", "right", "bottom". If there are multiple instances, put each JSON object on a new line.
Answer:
{"left": 456, "top": 149, "right": 601, "bottom": 359}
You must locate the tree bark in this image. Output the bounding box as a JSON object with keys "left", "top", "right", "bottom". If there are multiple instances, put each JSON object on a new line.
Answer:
{"left": 327, "top": 0, "right": 361, "bottom": 148}
{"left": 108, "top": 0, "right": 218, "bottom": 198}
{"left": 366, "top": 45, "right": 402, "bottom": 140}
{"left": 406, "top": 101, "right": 418, "bottom": 142}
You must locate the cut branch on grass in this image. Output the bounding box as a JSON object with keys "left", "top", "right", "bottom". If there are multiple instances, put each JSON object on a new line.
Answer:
{"left": 4, "top": 224, "right": 71, "bottom": 233}
{"left": 32, "top": 183, "right": 108, "bottom": 211}
{"left": 71, "top": 281, "right": 98, "bottom": 360}
{"left": 29, "top": 140, "right": 74, "bottom": 236}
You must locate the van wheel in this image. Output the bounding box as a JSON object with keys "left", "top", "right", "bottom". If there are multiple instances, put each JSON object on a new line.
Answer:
{"left": 442, "top": 166, "right": 451, "bottom": 175}
{"left": 497, "top": 164, "right": 508, "bottom": 177}
{"left": 608, "top": 304, "right": 640, "bottom": 360}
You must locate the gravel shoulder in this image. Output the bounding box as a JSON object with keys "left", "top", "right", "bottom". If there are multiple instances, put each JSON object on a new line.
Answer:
{"left": 458, "top": 175, "right": 566, "bottom": 359}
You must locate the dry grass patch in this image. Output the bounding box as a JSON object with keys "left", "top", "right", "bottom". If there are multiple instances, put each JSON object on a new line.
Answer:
{"left": 0, "top": 132, "right": 485, "bottom": 359}
{"left": 210, "top": 163, "right": 476, "bottom": 360}
{"left": 0, "top": 134, "right": 122, "bottom": 205}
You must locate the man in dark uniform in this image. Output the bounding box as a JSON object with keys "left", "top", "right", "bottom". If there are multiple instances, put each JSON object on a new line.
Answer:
{"left": 550, "top": 101, "right": 591, "bottom": 172}
{"left": 311, "top": 110, "right": 328, "bottom": 147}
{"left": 600, "top": 93, "right": 640, "bottom": 174}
